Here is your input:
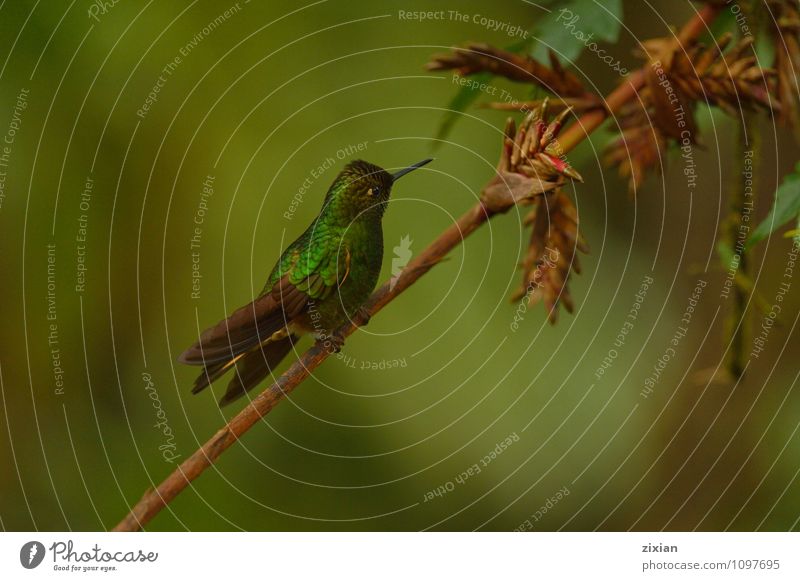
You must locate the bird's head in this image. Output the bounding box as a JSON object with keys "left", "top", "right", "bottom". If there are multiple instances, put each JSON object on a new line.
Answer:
{"left": 323, "top": 158, "right": 432, "bottom": 219}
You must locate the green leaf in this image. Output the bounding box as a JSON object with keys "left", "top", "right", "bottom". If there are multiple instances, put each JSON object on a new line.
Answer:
{"left": 530, "top": 21, "right": 585, "bottom": 64}
{"left": 569, "top": 0, "right": 623, "bottom": 42}
{"left": 747, "top": 163, "right": 800, "bottom": 249}
{"left": 703, "top": 6, "right": 736, "bottom": 43}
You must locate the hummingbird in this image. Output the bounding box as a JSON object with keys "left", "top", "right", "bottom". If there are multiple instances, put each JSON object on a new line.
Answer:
{"left": 178, "top": 158, "right": 432, "bottom": 406}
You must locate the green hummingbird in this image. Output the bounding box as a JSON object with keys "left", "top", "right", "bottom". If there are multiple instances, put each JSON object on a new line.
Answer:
{"left": 178, "top": 158, "right": 432, "bottom": 406}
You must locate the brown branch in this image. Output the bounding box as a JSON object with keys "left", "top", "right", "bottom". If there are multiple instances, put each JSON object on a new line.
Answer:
{"left": 113, "top": 203, "right": 492, "bottom": 532}
{"left": 112, "top": 3, "right": 722, "bottom": 532}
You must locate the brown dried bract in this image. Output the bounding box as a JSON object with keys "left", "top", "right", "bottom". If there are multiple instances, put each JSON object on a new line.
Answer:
{"left": 482, "top": 99, "right": 583, "bottom": 212}
{"left": 604, "top": 99, "right": 667, "bottom": 194}
{"left": 606, "top": 32, "right": 776, "bottom": 192}
{"left": 511, "top": 189, "right": 589, "bottom": 324}
{"left": 426, "top": 42, "right": 587, "bottom": 98}
{"left": 663, "top": 33, "right": 776, "bottom": 115}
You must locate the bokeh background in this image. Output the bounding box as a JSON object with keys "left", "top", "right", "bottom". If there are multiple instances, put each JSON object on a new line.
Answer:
{"left": 1, "top": 0, "right": 799, "bottom": 531}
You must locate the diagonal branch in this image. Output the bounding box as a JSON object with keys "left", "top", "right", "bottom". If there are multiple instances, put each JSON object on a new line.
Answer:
{"left": 112, "top": 3, "right": 721, "bottom": 532}
{"left": 114, "top": 203, "right": 493, "bottom": 532}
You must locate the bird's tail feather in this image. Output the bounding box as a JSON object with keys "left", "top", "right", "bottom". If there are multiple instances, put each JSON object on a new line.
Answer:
{"left": 189, "top": 334, "right": 297, "bottom": 407}
{"left": 191, "top": 356, "right": 241, "bottom": 395}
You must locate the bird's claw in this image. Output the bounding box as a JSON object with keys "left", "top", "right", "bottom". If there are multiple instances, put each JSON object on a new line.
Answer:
{"left": 317, "top": 332, "right": 345, "bottom": 354}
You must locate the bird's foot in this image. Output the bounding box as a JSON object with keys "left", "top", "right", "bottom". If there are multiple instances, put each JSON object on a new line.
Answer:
{"left": 316, "top": 331, "right": 345, "bottom": 354}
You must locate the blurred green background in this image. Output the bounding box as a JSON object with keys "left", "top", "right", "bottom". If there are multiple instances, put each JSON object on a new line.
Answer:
{"left": 1, "top": 0, "right": 799, "bottom": 531}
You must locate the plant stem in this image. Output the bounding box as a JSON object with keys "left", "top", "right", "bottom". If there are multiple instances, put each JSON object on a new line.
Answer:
{"left": 113, "top": 204, "right": 491, "bottom": 532}
{"left": 725, "top": 0, "right": 761, "bottom": 379}
{"left": 725, "top": 115, "right": 756, "bottom": 379}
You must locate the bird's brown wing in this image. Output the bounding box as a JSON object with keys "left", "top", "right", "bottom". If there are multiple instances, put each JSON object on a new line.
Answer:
{"left": 177, "top": 274, "right": 310, "bottom": 366}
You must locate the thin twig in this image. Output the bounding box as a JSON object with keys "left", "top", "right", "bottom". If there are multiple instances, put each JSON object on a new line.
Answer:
{"left": 725, "top": 0, "right": 762, "bottom": 379}
{"left": 112, "top": 3, "right": 721, "bottom": 532}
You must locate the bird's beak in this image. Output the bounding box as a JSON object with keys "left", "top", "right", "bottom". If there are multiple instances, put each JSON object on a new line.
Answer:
{"left": 391, "top": 158, "right": 433, "bottom": 182}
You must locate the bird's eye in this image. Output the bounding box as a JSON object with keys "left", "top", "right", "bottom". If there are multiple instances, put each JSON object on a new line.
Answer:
{"left": 370, "top": 186, "right": 381, "bottom": 196}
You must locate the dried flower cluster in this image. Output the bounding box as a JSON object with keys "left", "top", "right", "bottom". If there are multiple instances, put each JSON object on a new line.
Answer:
{"left": 478, "top": 99, "right": 587, "bottom": 323}
{"left": 427, "top": 5, "right": 790, "bottom": 325}
{"left": 606, "top": 33, "right": 776, "bottom": 192}
{"left": 428, "top": 44, "right": 593, "bottom": 323}
{"left": 504, "top": 99, "right": 583, "bottom": 181}
{"left": 511, "top": 189, "right": 588, "bottom": 324}
{"left": 483, "top": 98, "right": 583, "bottom": 210}
{"left": 652, "top": 34, "right": 774, "bottom": 115}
